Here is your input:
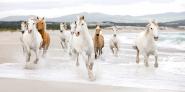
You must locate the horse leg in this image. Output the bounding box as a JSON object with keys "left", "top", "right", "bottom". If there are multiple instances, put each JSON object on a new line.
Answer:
{"left": 43, "top": 35, "right": 50, "bottom": 57}
{"left": 76, "top": 53, "right": 79, "bottom": 66}
{"left": 61, "top": 41, "right": 65, "bottom": 49}
{"left": 115, "top": 43, "right": 119, "bottom": 57}
{"left": 144, "top": 54, "right": 149, "bottom": 67}
{"left": 34, "top": 49, "right": 39, "bottom": 64}
{"left": 110, "top": 46, "right": 114, "bottom": 55}
{"left": 136, "top": 47, "right": 140, "bottom": 64}
{"left": 86, "top": 55, "right": 95, "bottom": 81}
{"left": 42, "top": 44, "right": 48, "bottom": 57}
{"left": 154, "top": 51, "right": 158, "bottom": 68}
{"left": 94, "top": 48, "right": 97, "bottom": 59}
{"left": 98, "top": 48, "right": 101, "bottom": 56}
{"left": 26, "top": 51, "right": 31, "bottom": 62}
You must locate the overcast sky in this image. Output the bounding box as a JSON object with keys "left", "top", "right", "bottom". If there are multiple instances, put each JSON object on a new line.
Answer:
{"left": 0, "top": 0, "right": 185, "bottom": 18}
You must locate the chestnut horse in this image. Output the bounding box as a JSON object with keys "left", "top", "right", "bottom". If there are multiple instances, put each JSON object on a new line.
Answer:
{"left": 93, "top": 25, "right": 104, "bottom": 59}
{"left": 36, "top": 17, "right": 50, "bottom": 56}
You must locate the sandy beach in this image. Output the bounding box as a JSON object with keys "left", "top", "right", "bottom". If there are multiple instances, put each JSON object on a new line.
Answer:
{"left": 0, "top": 29, "right": 185, "bottom": 92}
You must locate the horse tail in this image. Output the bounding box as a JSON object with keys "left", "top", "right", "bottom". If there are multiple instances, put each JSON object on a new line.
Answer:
{"left": 132, "top": 45, "right": 137, "bottom": 50}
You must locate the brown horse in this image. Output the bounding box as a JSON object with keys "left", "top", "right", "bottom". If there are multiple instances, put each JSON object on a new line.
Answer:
{"left": 36, "top": 17, "right": 50, "bottom": 56}
{"left": 93, "top": 25, "right": 104, "bottom": 59}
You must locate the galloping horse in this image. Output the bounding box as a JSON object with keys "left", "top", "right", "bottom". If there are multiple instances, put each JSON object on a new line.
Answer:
{"left": 20, "top": 21, "right": 28, "bottom": 54}
{"left": 60, "top": 22, "right": 71, "bottom": 49}
{"left": 134, "top": 20, "right": 159, "bottom": 68}
{"left": 36, "top": 17, "right": 50, "bottom": 56}
{"left": 73, "top": 16, "right": 95, "bottom": 80}
{"left": 93, "top": 25, "right": 104, "bottom": 59}
{"left": 109, "top": 26, "right": 120, "bottom": 56}
{"left": 22, "top": 18, "right": 42, "bottom": 67}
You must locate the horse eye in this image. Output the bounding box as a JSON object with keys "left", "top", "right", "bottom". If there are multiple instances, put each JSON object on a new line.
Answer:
{"left": 82, "top": 23, "right": 84, "bottom": 26}
{"left": 151, "top": 28, "right": 153, "bottom": 30}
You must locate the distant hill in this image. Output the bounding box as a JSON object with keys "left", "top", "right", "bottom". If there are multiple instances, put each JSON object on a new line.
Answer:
{"left": 0, "top": 15, "right": 36, "bottom": 21}
{"left": 0, "top": 12, "right": 185, "bottom": 23}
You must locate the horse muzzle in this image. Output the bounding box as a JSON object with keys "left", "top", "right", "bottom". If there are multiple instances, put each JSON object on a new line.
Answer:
{"left": 21, "top": 30, "right": 25, "bottom": 34}
{"left": 28, "top": 30, "right": 32, "bottom": 33}
{"left": 154, "top": 37, "right": 159, "bottom": 41}
{"left": 71, "top": 32, "right": 74, "bottom": 35}
{"left": 75, "top": 32, "right": 80, "bottom": 37}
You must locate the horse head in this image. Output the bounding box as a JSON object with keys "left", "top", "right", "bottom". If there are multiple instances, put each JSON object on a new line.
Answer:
{"left": 36, "top": 17, "right": 46, "bottom": 32}
{"left": 70, "top": 21, "right": 77, "bottom": 35}
{"left": 27, "top": 18, "right": 36, "bottom": 33}
{"left": 21, "top": 21, "right": 28, "bottom": 33}
{"left": 60, "top": 22, "right": 67, "bottom": 33}
{"left": 75, "top": 16, "right": 87, "bottom": 37}
{"left": 112, "top": 26, "right": 118, "bottom": 37}
{"left": 146, "top": 19, "right": 159, "bottom": 41}
{"left": 95, "top": 25, "right": 101, "bottom": 36}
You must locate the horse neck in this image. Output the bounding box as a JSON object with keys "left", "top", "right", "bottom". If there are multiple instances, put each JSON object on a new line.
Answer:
{"left": 31, "top": 26, "right": 39, "bottom": 38}
{"left": 82, "top": 26, "right": 91, "bottom": 38}
{"left": 144, "top": 30, "right": 154, "bottom": 42}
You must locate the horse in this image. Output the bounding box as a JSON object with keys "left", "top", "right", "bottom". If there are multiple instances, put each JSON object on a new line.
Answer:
{"left": 93, "top": 25, "right": 104, "bottom": 59}
{"left": 36, "top": 17, "right": 50, "bottom": 57}
{"left": 22, "top": 18, "right": 42, "bottom": 67}
{"left": 109, "top": 26, "right": 120, "bottom": 56}
{"left": 68, "top": 21, "right": 77, "bottom": 56}
{"left": 60, "top": 22, "right": 71, "bottom": 49}
{"left": 73, "top": 16, "right": 95, "bottom": 80}
{"left": 133, "top": 20, "right": 159, "bottom": 68}
{"left": 20, "top": 21, "right": 27, "bottom": 34}
{"left": 20, "top": 21, "right": 28, "bottom": 54}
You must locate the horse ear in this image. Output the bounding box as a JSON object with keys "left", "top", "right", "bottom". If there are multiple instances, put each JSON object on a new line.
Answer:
{"left": 153, "top": 19, "right": 158, "bottom": 25}
{"left": 24, "top": 21, "right": 26, "bottom": 24}
{"left": 80, "top": 16, "right": 84, "bottom": 20}
{"left": 42, "top": 17, "right": 44, "bottom": 20}
{"left": 37, "top": 16, "right": 39, "bottom": 20}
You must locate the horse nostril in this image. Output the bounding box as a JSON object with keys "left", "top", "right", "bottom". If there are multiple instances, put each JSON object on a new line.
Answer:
{"left": 75, "top": 32, "right": 80, "bottom": 37}
{"left": 96, "top": 34, "right": 99, "bottom": 36}
{"left": 28, "top": 30, "right": 32, "bottom": 33}
{"left": 60, "top": 30, "right": 63, "bottom": 33}
{"left": 154, "top": 37, "right": 159, "bottom": 41}
{"left": 113, "top": 34, "right": 116, "bottom": 37}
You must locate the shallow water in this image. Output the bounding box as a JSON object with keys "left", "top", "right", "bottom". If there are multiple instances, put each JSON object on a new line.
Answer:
{"left": 0, "top": 31, "right": 185, "bottom": 91}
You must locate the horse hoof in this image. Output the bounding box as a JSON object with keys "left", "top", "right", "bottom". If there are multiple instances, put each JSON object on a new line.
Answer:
{"left": 136, "top": 60, "right": 139, "bottom": 64}
{"left": 42, "top": 54, "right": 45, "bottom": 58}
{"left": 34, "top": 59, "right": 39, "bottom": 64}
{"left": 145, "top": 63, "right": 149, "bottom": 67}
{"left": 76, "top": 62, "right": 79, "bottom": 67}
{"left": 154, "top": 63, "right": 158, "bottom": 68}
{"left": 88, "top": 72, "right": 95, "bottom": 81}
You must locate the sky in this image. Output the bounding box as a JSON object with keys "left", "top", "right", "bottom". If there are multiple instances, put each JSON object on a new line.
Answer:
{"left": 0, "top": 0, "right": 185, "bottom": 18}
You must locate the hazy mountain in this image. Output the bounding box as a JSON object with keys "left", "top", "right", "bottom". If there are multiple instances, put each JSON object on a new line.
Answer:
{"left": 0, "top": 15, "right": 36, "bottom": 21}
{"left": 0, "top": 12, "right": 185, "bottom": 23}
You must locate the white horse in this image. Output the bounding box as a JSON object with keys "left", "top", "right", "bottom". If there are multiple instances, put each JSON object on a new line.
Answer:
{"left": 68, "top": 21, "right": 76, "bottom": 56}
{"left": 60, "top": 22, "right": 71, "bottom": 49}
{"left": 20, "top": 21, "right": 28, "bottom": 54}
{"left": 20, "top": 21, "right": 27, "bottom": 34}
{"left": 134, "top": 20, "right": 159, "bottom": 68}
{"left": 73, "top": 16, "right": 95, "bottom": 80}
{"left": 22, "top": 18, "right": 42, "bottom": 67}
{"left": 109, "top": 26, "right": 120, "bottom": 56}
